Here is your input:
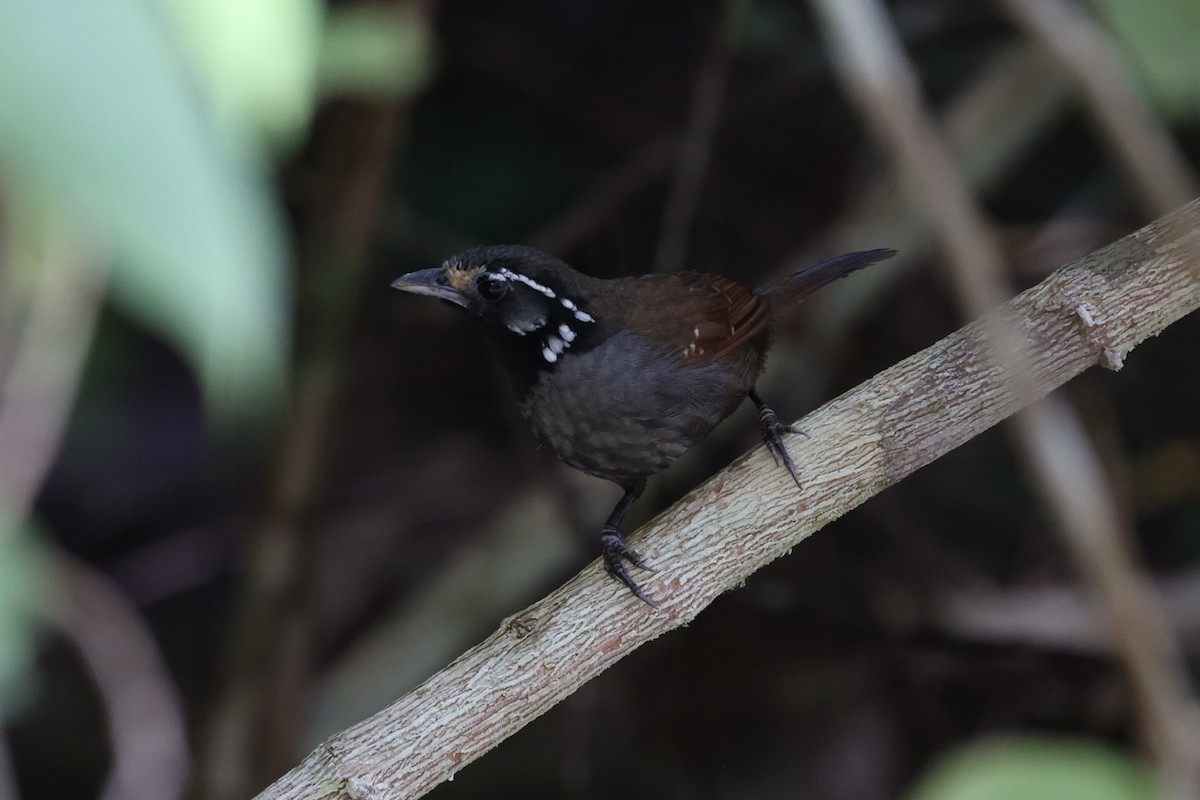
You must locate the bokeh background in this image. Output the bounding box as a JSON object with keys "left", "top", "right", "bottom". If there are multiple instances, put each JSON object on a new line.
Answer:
{"left": 1, "top": 0, "right": 1199, "bottom": 798}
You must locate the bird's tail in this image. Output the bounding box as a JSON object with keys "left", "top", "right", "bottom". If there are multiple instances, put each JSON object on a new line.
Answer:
{"left": 754, "top": 248, "right": 895, "bottom": 306}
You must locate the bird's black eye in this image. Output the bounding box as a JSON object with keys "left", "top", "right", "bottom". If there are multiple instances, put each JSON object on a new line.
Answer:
{"left": 476, "top": 273, "right": 511, "bottom": 302}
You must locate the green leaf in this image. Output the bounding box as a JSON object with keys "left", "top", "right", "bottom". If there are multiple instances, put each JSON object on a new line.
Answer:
{"left": 1092, "top": 0, "right": 1200, "bottom": 119}
{"left": 318, "top": 6, "right": 435, "bottom": 99}
{"left": 906, "top": 736, "right": 1164, "bottom": 800}
{"left": 0, "top": 0, "right": 289, "bottom": 420}
{"left": 157, "top": 0, "right": 324, "bottom": 151}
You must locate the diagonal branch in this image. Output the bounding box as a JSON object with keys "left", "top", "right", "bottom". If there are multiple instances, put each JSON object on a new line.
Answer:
{"left": 808, "top": 0, "right": 1200, "bottom": 793}
{"left": 259, "top": 199, "right": 1200, "bottom": 800}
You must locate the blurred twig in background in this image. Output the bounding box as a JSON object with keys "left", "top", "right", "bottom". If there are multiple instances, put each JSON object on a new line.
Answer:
{"left": 652, "top": 0, "right": 749, "bottom": 274}
{"left": 192, "top": 4, "right": 434, "bottom": 797}
{"left": 258, "top": 200, "right": 1200, "bottom": 799}
{"left": 808, "top": 0, "right": 1200, "bottom": 797}
{"left": 0, "top": 233, "right": 101, "bottom": 520}
{"left": 931, "top": 570, "right": 1200, "bottom": 654}
{"left": 752, "top": 41, "right": 1071, "bottom": 430}
{"left": 795, "top": 42, "right": 1072, "bottom": 339}
{"left": 43, "top": 552, "right": 189, "bottom": 800}
{"left": 304, "top": 482, "right": 588, "bottom": 744}
{"left": 996, "top": 0, "right": 1199, "bottom": 217}
{"left": 0, "top": 195, "right": 187, "bottom": 800}
{"left": 193, "top": 95, "right": 408, "bottom": 800}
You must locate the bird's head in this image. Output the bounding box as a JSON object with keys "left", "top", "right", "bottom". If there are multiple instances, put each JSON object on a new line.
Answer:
{"left": 391, "top": 245, "right": 601, "bottom": 366}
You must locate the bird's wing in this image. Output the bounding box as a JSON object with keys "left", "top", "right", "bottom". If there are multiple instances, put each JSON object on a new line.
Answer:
{"left": 610, "top": 272, "right": 770, "bottom": 365}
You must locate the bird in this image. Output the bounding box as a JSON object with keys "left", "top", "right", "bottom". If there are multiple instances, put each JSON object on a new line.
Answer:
{"left": 392, "top": 245, "right": 894, "bottom": 604}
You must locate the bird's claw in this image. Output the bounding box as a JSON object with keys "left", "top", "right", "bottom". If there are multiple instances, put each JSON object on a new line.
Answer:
{"left": 758, "top": 405, "right": 803, "bottom": 489}
{"left": 600, "top": 530, "right": 657, "bottom": 607}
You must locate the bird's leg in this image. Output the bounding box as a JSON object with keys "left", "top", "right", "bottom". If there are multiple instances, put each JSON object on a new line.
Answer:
{"left": 599, "top": 483, "right": 656, "bottom": 606}
{"left": 749, "top": 387, "right": 804, "bottom": 489}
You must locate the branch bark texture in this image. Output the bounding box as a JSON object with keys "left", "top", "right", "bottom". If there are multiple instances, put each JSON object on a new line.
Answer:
{"left": 259, "top": 199, "right": 1200, "bottom": 799}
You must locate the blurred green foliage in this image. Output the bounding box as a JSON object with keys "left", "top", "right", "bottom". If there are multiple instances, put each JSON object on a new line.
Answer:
{"left": 160, "top": 0, "right": 324, "bottom": 152}
{"left": 0, "top": 0, "right": 433, "bottom": 420}
{"left": 0, "top": 0, "right": 290, "bottom": 419}
{"left": 319, "top": 5, "right": 435, "bottom": 99}
{"left": 0, "top": 0, "right": 430, "bottom": 719}
{"left": 906, "top": 736, "right": 1164, "bottom": 800}
{"left": 1094, "top": 0, "right": 1200, "bottom": 119}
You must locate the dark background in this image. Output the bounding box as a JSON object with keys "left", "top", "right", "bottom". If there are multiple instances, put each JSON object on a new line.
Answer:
{"left": 7, "top": 0, "right": 1200, "bottom": 798}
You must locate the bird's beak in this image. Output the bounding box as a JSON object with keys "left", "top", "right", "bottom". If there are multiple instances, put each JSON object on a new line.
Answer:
{"left": 390, "top": 268, "right": 468, "bottom": 308}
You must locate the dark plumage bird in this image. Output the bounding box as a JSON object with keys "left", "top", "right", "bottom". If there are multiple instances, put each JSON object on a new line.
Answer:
{"left": 392, "top": 245, "right": 894, "bottom": 604}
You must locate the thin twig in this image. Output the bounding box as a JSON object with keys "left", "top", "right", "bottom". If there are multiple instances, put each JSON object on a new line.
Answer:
{"left": 0, "top": 226, "right": 105, "bottom": 800}
{"left": 43, "top": 550, "right": 190, "bottom": 800}
{"left": 995, "top": 0, "right": 1200, "bottom": 217}
{"left": 794, "top": 42, "right": 1072, "bottom": 338}
{"left": 1014, "top": 398, "right": 1200, "bottom": 792}
{"left": 0, "top": 236, "right": 103, "bottom": 517}
{"left": 931, "top": 571, "right": 1200, "bottom": 654}
{"left": 808, "top": 0, "right": 1200, "bottom": 796}
{"left": 652, "top": 0, "right": 749, "bottom": 273}
{"left": 258, "top": 200, "right": 1200, "bottom": 800}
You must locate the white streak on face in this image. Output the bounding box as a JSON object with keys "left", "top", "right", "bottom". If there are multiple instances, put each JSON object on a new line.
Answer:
{"left": 558, "top": 323, "right": 576, "bottom": 342}
{"left": 499, "top": 268, "right": 556, "bottom": 298}
{"left": 692, "top": 326, "right": 700, "bottom": 339}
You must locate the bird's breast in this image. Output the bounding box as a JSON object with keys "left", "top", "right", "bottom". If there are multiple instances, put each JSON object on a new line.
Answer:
{"left": 516, "top": 329, "right": 759, "bottom": 482}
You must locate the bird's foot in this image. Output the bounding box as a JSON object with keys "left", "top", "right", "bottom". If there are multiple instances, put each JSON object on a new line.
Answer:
{"left": 757, "top": 403, "right": 804, "bottom": 489}
{"left": 600, "top": 529, "right": 657, "bottom": 607}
